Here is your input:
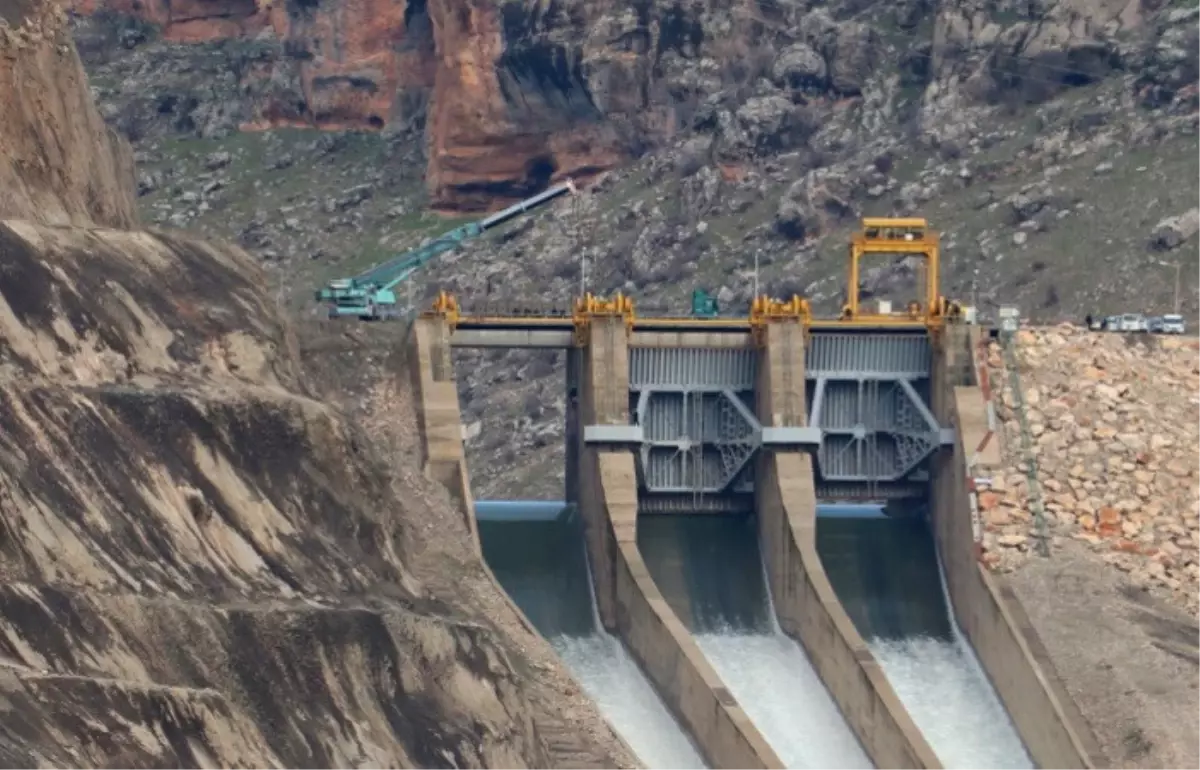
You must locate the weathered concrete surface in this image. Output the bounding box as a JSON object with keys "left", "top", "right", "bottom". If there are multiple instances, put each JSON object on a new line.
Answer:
{"left": 409, "top": 317, "right": 481, "bottom": 551}
{"left": 577, "top": 318, "right": 782, "bottom": 769}
{"left": 753, "top": 320, "right": 941, "bottom": 769}
{"left": 928, "top": 325, "right": 1103, "bottom": 769}
{"left": 405, "top": 316, "right": 641, "bottom": 769}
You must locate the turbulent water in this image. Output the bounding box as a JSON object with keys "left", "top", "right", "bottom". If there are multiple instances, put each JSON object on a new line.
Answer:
{"left": 552, "top": 634, "right": 707, "bottom": 769}
{"left": 480, "top": 503, "right": 1033, "bottom": 770}
{"left": 818, "top": 512, "right": 1033, "bottom": 770}
{"left": 693, "top": 629, "right": 873, "bottom": 769}
{"left": 640, "top": 514, "right": 871, "bottom": 769}
{"left": 477, "top": 511, "right": 706, "bottom": 769}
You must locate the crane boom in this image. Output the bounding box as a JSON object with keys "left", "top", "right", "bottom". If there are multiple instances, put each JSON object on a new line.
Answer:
{"left": 315, "top": 179, "right": 577, "bottom": 320}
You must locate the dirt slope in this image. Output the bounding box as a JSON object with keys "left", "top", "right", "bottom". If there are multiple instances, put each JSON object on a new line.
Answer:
{"left": 0, "top": 3, "right": 636, "bottom": 767}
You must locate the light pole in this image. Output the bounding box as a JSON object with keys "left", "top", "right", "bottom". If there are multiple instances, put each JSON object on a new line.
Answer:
{"left": 1172, "top": 260, "right": 1181, "bottom": 315}
{"left": 1154, "top": 259, "right": 1182, "bottom": 314}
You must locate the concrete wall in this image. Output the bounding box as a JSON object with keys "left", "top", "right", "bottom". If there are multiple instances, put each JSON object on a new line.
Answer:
{"left": 929, "top": 326, "right": 1102, "bottom": 770}
{"left": 577, "top": 318, "right": 784, "bottom": 770}
{"left": 753, "top": 321, "right": 942, "bottom": 769}
{"left": 409, "top": 318, "right": 479, "bottom": 551}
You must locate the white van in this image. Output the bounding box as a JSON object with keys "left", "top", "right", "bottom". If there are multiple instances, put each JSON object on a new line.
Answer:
{"left": 1158, "top": 314, "right": 1186, "bottom": 334}
{"left": 1117, "top": 313, "right": 1148, "bottom": 332}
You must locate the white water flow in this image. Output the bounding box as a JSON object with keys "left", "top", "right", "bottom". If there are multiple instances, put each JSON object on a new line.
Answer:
{"left": 864, "top": 552, "right": 1032, "bottom": 770}
{"left": 693, "top": 571, "right": 873, "bottom": 770}
{"left": 549, "top": 549, "right": 707, "bottom": 770}
{"left": 551, "top": 635, "right": 707, "bottom": 769}
{"left": 637, "top": 514, "right": 870, "bottom": 769}
{"left": 818, "top": 512, "right": 1032, "bottom": 770}
{"left": 477, "top": 513, "right": 705, "bottom": 768}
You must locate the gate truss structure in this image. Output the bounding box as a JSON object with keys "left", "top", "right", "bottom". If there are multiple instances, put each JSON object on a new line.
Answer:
{"left": 627, "top": 348, "right": 759, "bottom": 514}
{"left": 805, "top": 332, "right": 952, "bottom": 499}
{"left": 583, "top": 332, "right": 955, "bottom": 510}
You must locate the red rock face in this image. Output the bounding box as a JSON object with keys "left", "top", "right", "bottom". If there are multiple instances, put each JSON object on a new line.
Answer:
{"left": 68, "top": 0, "right": 629, "bottom": 211}
{"left": 423, "top": 0, "right": 623, "bottom": 211}
{"left": 70, "top": 0, "right": 268, "bottom": 41}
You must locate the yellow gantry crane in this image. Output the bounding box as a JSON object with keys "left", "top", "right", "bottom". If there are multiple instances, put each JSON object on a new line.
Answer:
{"left": 839, "top": 217, "right": 963, "bottom": 329}
{"left": 422, "top": 217, "right": 964, "bottom": 340}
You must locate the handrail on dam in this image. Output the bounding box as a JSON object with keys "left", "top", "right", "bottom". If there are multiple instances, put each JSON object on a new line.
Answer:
{"left": 421, "top": 283, "right": 969, "bottom": 346}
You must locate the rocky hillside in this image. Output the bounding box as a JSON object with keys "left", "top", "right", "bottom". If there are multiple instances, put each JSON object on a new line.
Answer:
{"left": 0, "top": 2, "right": 636, "bottom": 766}
{"left": 62, "top": 0, "right": 1199, "bottom": 497}
{"left": 1, "top": 0, "right": 136, "bottom": 228}
{"left": 68, "top": 0, "right": 1200, "bottom": 207}
{"left": 982, "top": 326, "right": 1200, "bottom": 769}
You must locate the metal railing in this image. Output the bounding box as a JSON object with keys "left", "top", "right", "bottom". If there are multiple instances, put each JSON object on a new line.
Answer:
{"left": 998, "top": 330, "right": 1051, "bottom": 557}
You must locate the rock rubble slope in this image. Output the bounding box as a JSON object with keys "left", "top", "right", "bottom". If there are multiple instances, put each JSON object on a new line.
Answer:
{"left": 984, "top": 326, "right": 1200, "bottom": 614}
{"left": 983, "top": 325, "right": 1200, "bottom": 769}
{"left": 0, "top": 3, "right": 637, "bottom": 767}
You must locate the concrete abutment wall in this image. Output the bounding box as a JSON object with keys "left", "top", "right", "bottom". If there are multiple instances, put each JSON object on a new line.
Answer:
{"left": 409, "top": 318, "right": 480, "bottom": 551}
{"left": 753, "top": 321, "right": 942, "bottom": 769}
{"left": 577, "top": 317, "right": 782, "bottom": 769}
{"left": 928, "top": 325, "right": 1103, "bottom": 769}
{"left": 407, "top": 312, "right": 1102, "bottom": 770}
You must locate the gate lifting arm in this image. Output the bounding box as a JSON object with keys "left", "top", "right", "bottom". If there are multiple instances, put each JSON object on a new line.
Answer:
{"left": 314, "top": 180, "right": 577, "bottom": 320}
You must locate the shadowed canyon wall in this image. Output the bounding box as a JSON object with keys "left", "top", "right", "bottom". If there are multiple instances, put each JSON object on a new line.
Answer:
{"left": 0, "top": 2, "right": 637, "bottom": 765}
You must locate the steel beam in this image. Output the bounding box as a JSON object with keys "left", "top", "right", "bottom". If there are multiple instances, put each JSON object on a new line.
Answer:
{"left": 450, "top": 328, "right": 574, "bottom": 348}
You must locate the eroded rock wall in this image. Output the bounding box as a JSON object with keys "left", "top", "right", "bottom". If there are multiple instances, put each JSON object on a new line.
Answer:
{"left": 0, "top": 1, "right": 137, "bottom": 228}
{"left": 0, "top": 3, "right": 637, "bottom": 766}
{"left": 0, "top": 213, "right": 564, "bottom": 768}
{"left": 63, "top": 0, "right": 758, "bottom": 210}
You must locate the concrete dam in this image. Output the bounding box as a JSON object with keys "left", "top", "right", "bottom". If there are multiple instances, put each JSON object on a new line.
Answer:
{"left": 402, "top": 220, "right": 1103, "bottom": 769}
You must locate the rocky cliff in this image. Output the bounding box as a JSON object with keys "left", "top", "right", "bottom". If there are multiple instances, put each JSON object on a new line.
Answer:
{"left": 65, "top": 0, "right": 1198, "bottom": 214}
{"left": 1, "top": 1, "right": 137, "bottom": 228}
{"left": 0, "top": 2, "right": 636, "bottom": 766}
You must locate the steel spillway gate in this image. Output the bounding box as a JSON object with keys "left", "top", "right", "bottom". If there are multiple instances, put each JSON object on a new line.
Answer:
{"left": 588, "top": 331, "right": 954, "bottom": 511}
{"left": 629, "top": 347, "right": 760, "bottom": 514}
{"left": 805, "top": 331, "right": 949, "bottom": 500}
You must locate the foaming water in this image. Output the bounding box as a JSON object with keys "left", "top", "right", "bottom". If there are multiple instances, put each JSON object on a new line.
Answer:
{"left": 639, "top": 514, "right": 871, "bottom": 770}
{"left": 552, "top": 634, "right": 707, "bottom": 769}
{"left": 477, "top": 511, "right": 706, "bottom": 769}
{"left": 818, "top": 512, "right": 1032, "bottom": 770}
{"left": 869, "top": 635, "right": 1031, "bottom": 769}
{"left": 694, "top": 629, "right": 872, "bottom": 769}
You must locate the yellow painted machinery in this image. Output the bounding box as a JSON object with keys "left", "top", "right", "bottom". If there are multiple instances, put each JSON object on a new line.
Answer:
{"left": 421, "top": 217, "right": 964, "bottom": 340}
{"left": 839, "top": 217, "right": 963, "bottom": 329}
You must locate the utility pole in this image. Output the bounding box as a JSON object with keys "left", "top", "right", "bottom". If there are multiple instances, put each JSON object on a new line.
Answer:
{"left": 753, "top": 249, "right": 760, "bottom": 298}
{"left": 1173, "top": 259, "right": 1181, "bottom": 315}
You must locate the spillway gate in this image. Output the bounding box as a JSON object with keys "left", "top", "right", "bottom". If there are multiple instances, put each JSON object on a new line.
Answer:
{"left": 584, "top": 329, "right": 954, "bottom": 510}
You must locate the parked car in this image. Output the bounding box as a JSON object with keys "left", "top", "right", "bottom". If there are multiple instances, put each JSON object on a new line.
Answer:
{"left": 1152, "top": 314, "right": 1186, "bottom": 334}
{"left": 1117, "top": 313, "right": 1149, "bottom": 332}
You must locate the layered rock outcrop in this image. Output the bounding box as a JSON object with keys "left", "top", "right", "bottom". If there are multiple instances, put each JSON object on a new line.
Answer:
{"left": 67, "top": 0, "right": 1195, "bottom": 211}
{"left": 0, "top": 2, "right": 636, "bottom": 766}
{"left": 0, "top": 1, "right": 137, "bottom": 228}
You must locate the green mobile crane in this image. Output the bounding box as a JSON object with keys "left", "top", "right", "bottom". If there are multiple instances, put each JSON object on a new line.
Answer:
{"left": 314, "top": 181, "right": 576, "bottom": 320}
